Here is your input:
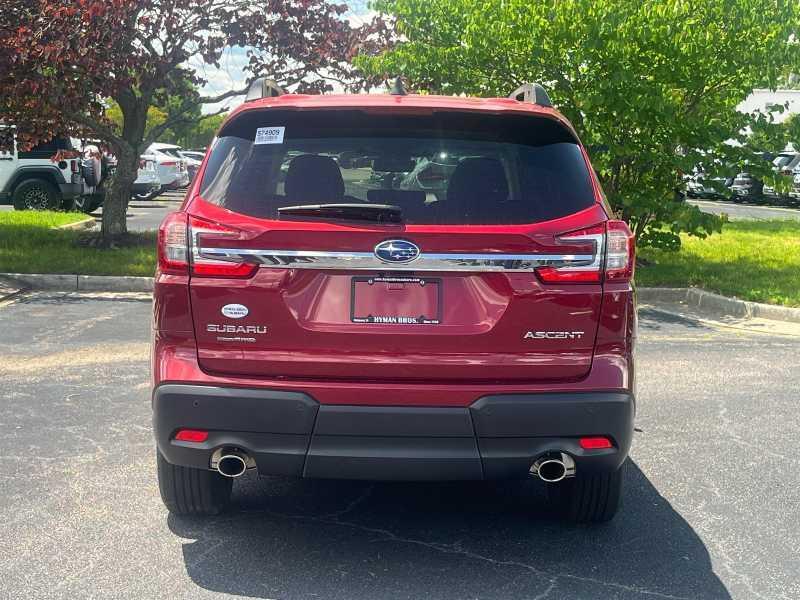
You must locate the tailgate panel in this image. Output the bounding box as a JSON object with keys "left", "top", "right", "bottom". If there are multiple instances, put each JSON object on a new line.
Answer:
{"left": 190, "top": 235, "right": 603, "bottom": 383}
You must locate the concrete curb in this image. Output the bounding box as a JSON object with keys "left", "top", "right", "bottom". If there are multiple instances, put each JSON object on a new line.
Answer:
{"left": 54, "top": 216, "right": 96, "bottom": 231}
{"left": 638, "top": 287, "right": 800, "bottom": 324}
{"left": 0, "top": 273, "right": 153, "bottom": 292}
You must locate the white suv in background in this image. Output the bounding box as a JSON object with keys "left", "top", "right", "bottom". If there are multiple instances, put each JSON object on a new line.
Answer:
{"left": 132, "top": 154, "right": 162, "bottom": 201}
{"left": 147, "top": 143, "right": 190, "bottom": 193}
{"left": 177, "top": 150, "right": 204, "bottom": 182}
{"left": 0, "top": 131, "right": 86, "bottom": 210}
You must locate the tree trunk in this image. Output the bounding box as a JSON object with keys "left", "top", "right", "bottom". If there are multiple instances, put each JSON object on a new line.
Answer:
{"left": 101, "top": 147, "right": 137, "bottom": 240}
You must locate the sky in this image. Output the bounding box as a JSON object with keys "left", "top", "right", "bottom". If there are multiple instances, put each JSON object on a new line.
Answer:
{"left": 194, "top": 1, "right": 375, "bottom": 114}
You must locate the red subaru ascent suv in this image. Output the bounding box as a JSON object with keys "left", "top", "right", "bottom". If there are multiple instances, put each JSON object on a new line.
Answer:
{"left": 152, "top": 79, "right": 636, "bottom": 523}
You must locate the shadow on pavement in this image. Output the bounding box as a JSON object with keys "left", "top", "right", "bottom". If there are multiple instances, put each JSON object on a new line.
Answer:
{"left": 169, "top": 461, "right": 730, "bottom": 599}
{"left": 638, "top": 306, "right": 708, "bottom": 331}
{"left": 15, "top": 293, "right": 151, "bottom": 305}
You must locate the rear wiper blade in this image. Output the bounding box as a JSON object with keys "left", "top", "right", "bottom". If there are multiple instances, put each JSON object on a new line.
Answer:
{"left": 278, "top": 203, "right": 403, "bottom": 223}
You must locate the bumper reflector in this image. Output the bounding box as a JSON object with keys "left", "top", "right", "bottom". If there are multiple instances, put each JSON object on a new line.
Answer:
{"left": 579, "top": 436, "right": 613, "bottom": 450}
{"left": 174, "top": 429, "right": 209, "bottom": 443}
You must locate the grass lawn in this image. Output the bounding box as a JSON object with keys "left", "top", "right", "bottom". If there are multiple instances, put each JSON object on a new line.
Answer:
{"left": 638, "top": 220, "right": 800, "bottom": 307}
{"left": 0, "top": 210, "right": 156, "bottom": 276}
{"left": 1, "top": 210, "right": 90, "bottom": 228}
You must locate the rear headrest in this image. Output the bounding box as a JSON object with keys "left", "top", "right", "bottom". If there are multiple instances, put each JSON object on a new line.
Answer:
{"left": 284, "top": 154, "right": 345, "bottom": 203}
{"left": 447, "top": 158, "right": 509, "bottom": 221}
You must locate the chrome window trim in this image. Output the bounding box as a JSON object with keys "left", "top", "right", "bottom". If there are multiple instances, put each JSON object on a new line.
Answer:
{"left": 194, "top": 246, "right": 598, "bottom": 272}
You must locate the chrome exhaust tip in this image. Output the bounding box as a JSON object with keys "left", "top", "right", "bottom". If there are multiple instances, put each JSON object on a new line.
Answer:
{"left": 530, "top": 452, "right": 576, "bottom": 483}
{"left": 216, "top": 453, "right": 248, "bottom": 478}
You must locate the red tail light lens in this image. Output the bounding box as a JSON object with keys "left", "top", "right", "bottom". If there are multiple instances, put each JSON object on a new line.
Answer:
{"left": 536, "top": 224, "right": 605, "bottom": 283}
{"left": 161, "top": 160, "right": 178, "bottom": 167}
{"left": 189, "top": 215, "right": 258, "bottom": 279}
{"left": 70, "top": 159, "right": 79, "bottom": 173}
{"left": 536, "top": 220, "right": 635, "bottom": 284}
{"left": 157, "top": 212, "right": 189, "bottom": 275}
{"left": 192, "top": 261, "right": 259, "bottom": 277}
{"left": 605, "top": 220, "right": 635, "bottom": 281}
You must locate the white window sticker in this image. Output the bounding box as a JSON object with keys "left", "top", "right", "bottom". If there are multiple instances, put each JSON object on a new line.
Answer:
{"left": 254, "top": 126, "right": 285, "bottom": 145}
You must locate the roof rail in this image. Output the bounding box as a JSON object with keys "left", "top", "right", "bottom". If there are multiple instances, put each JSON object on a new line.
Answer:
{"left": 508, "top": 83, "right": 552, "bottom": 108}
{"left": 245, "top": 77, "right": 286, "bottom": 103}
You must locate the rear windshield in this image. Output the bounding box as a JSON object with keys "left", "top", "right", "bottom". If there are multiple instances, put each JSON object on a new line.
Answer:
{"left": 199, "top": 110, "right": 595, "bottom": 225}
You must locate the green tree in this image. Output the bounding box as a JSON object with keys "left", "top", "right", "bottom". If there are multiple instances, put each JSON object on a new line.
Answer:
{"left": 359, "top": 0, "right": 800, "bottom": 248}
{"left": 105, "top": 100, "right": 167, "bottom": 140}
{"left": 176, "top": 114, "right": 226, "bottom": 149}
{"left": 106, "top": 76, "right": 225, "bottom": 149}
{"left": 1, "top": 0, "right": 387, "bottom": 240}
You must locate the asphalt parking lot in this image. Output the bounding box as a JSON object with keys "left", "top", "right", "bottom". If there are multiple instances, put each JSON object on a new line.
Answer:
{"left": 1, "top": 291, "right": 798, "bottom": 599}
{"left": 687, "top": 198, "right": 800, "bottom": 221}
{"left": 92, "top": 189, "right": 185, "bottom": 231}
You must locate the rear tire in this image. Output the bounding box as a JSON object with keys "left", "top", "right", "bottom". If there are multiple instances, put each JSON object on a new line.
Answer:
{"left": 156, "top": 450, "right": 232, "bottom": 516}
{"left": 12, "top": 178, "right": 60, "bottom": 211}
{"left": 133, "top": 189, "right": 159, "bottom": 201}
{"left": 547, "top": 462, "right": 624, "bottom": 523}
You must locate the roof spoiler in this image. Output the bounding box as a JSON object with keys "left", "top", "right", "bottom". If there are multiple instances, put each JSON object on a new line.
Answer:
{"left": 508, "top": 83, "right": 552, "bottom": 108}
{"left": 245, "top": 77, "right": 286, "bottom": 103}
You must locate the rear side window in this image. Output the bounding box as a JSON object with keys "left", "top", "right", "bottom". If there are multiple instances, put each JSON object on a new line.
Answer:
{"left": 200, "top": 110, "right": 595, "bottom": 225}
{"left": 18, "top": 137, "right": 74, "bottom": 159}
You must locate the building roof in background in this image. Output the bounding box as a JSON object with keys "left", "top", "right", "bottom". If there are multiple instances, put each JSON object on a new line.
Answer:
{"left": 738, "top": 89, "right": 800, "bottom": 123}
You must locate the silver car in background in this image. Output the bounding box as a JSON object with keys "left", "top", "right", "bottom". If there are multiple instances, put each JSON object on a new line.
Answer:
{"left": 132, "top": 154, "right": 161, "bottom": 201}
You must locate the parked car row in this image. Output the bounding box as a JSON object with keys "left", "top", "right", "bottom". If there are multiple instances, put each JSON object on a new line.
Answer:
{"left": 1, "top": 128, "right": 207, "bottom": 212}
{"left": 684, "top": 151, "right": 800, "bottom": 207}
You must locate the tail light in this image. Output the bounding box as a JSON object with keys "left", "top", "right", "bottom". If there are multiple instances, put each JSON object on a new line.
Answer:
{"left": 189, "top": 216, "right": 258, "bottom": 278}
{"left": 604, "top": 220, "right": 635, "bottom": 281}
{"left": 70, "top": 159, "right": 79, "bottom": 173}
{"left": 161, "top": 160, "right": 178, "bottom": 167}
{"left": 536, "top": 224, "right": 605, "bottom": 283}
{"left": 536, "top": 220, "right": 634, "bottom": 284}
{"left": 157, "top": 213, "right": 257, "bottom": 278}
{"left": 157, "top": 212, "right": 189, "bottom": 275}
{"left": 139, "top": 159, "right": 145, "bottom": 169}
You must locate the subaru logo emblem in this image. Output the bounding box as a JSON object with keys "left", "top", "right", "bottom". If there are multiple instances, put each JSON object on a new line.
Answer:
{"left": 374, "top": 239, "right": 420, "bottom": 264}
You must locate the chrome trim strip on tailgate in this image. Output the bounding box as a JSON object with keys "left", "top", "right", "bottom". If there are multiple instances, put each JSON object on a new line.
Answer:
{"left": 195, "top": 247, "right": 597, "bottom": 272}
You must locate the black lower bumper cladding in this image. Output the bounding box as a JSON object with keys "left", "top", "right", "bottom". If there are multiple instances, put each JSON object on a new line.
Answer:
{"left": 153, "top": 384, "right": 634, "bottom": 481}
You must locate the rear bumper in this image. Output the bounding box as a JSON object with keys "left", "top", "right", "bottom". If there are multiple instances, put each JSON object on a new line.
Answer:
{"left": 153, "top": 384, "right": 634, "bottom": 481}
{"left": 58, "top": 183, "right": 84, "bottom": 199}
{"left": 132, "top": 181, "right": 160, "bottom": 195}
{"left": 166, "top": 173, "right": 190, "bottom": 189}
